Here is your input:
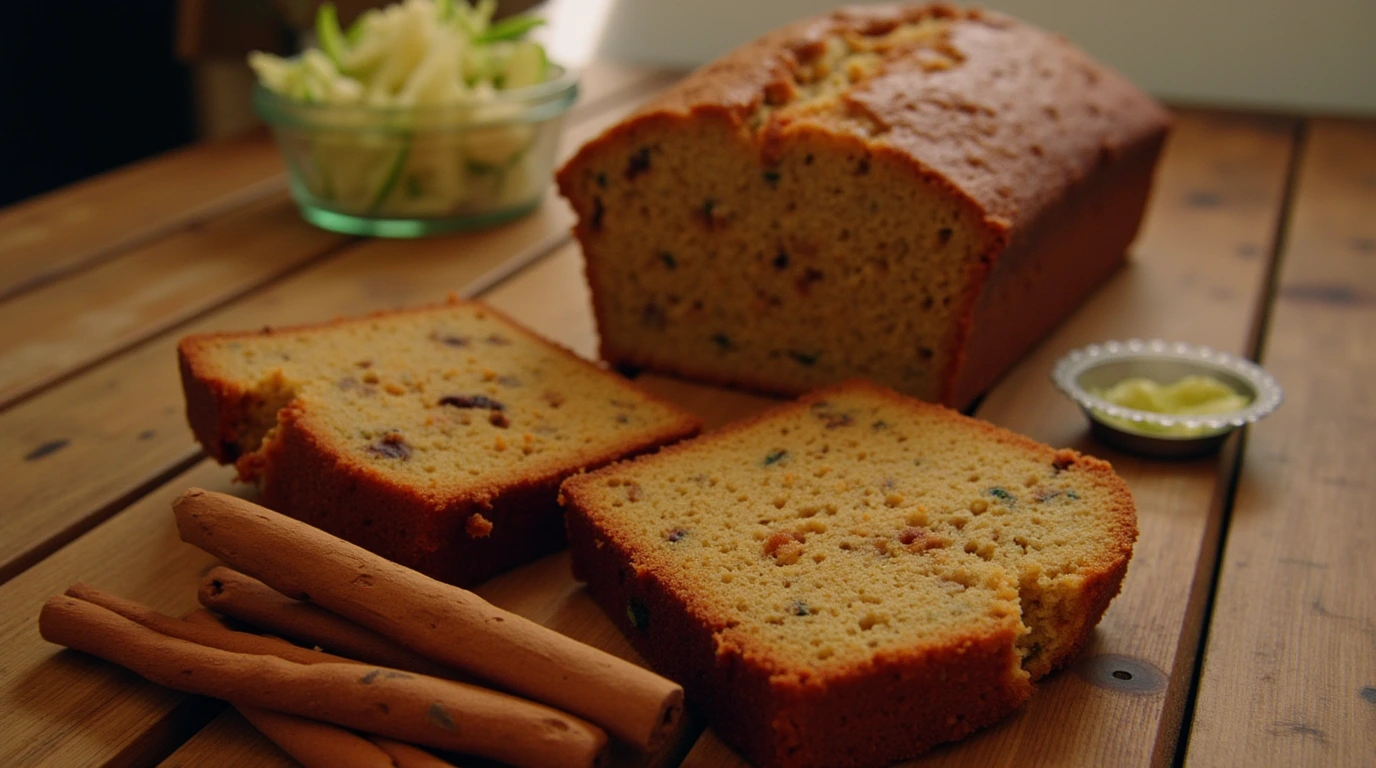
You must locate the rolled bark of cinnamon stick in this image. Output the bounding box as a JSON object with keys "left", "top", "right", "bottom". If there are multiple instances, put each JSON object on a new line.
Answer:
{"left": 64, "top": 584, "right": 353, "bottom": 667}
{"left": 370, "top": 737, "right": 460, "bottom": 768}
{"left": 198, "top": 566, "right": 456, "bottom": 679}
{"left": 237, "top": 705, "right": 399, "bottom": 768}
{"left": 184, "top": 611, "right": 458, "bottom": 768}
{"left": 174, "top": 489, "right": 683, "bottom": 751}
{"left": 40, "top": 595, "right": 607, "bottom": 768}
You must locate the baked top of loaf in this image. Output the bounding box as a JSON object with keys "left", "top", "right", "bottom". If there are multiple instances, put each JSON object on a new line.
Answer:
{"left": 561, "top": 380, "right": 1137, "bottom": 682}
{"left": 608, "top": 3, "right": 1169, "bottom": 238}
{"left": 179, "top": 299, "right": 702, "bottom": 499}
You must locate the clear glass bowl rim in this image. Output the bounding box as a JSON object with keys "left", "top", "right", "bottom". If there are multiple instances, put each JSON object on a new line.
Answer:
{"left": 253, "top": 63, "right": 578, "bottom": 130}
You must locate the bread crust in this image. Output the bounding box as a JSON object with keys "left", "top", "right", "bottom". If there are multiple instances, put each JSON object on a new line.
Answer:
{"left": 178, "top": 299, "right": 702, "bottom": 586}
{"left": 557, "top": 4, "right": 1171, "bottom": 409}
{"left": 561, "top": 380, "right": 1137, "bottom": 766}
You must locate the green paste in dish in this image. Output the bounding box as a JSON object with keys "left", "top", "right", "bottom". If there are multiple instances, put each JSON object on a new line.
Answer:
{"left": 1091, "top": 375, "right": 1250, "bottom": 436}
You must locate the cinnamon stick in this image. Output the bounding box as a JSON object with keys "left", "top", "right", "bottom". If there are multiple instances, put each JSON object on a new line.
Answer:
{"left": 198, "top": 566, "right": 455, "bottom": 679}
{"left": 64, "top": 583, "right": 353, "bottom": 667}
{"left": 174, "top": 489, "right": 683, "bottom": 751}
{"left": 40, "top": 595, "right": 607, "bottom": 768}
{"left": 184, "top": 611, "right": 459, "bottom": 768}
{"left": 236, "top": 705, "right": 399, "bottom": 768}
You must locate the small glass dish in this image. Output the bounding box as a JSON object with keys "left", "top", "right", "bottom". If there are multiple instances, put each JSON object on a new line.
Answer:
{"left": 255, "top": 65, "right": 578, "bottom": 237}
{"left": 1052, "top": 339, "right": 1283, "bottom": 458}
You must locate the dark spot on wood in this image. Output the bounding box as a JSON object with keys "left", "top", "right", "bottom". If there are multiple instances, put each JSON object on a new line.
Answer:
{"left": 1350, "top": 237, "right": 1375, "bottom": 254}
{"left": 138, "top": 430, "right": 157, "bottom": 441}
{"left": 1360, "top": 686, "right": 1376, "bottom": 704}
{"left": 787, "top": 350, "right": 819, "bottom": 366}
{"left": 625, "top": 146, "right": 651, "bottom": 180}
{"left": 763, "top": 170, "right": 781, "bottom": 187}
{"left": 1269, "top": 722, "right": 1327, "bottom": 743}
{"left": 591, "top": 197, "right": 605, "bottom": 230}
{"left": 773, "top": 250, "right": 790, "bottom": 270}
{"left": 1186, "top": 190, "right": 1223, "bottom": 208}
{"left": 24, "top": 439, "right": 69, "bottom": 461}
{"left": 1073, "top": 654, "right": 1167, "bottom": 694}
{"left": 439, "top": 394, "right": 505, "bottom": 410}
{"left": 659, "top": 251, "right": 677, "bottom": 269}
{"left": 1281, "top": 283, "right": 1370, "bottom": 306}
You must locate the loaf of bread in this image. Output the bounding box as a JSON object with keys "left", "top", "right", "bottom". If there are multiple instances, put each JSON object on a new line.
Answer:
{"left": 561, "top": 380, "right": 1137, "bottom": 767}
{"left": 557, "top": 4, "right": 1170, "bottom": 409}
{"left": 179, "top": 299, "right": 701, "bottom": 587}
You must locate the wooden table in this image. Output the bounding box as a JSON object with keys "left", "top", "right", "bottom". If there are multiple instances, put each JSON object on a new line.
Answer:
{"left": 2, "top": 62, "right": 1372, "bottom": 768}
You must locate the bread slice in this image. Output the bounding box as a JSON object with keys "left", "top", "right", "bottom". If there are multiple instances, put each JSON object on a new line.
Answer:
{"left": 561, "top": 380, "right": 1136, "bottom": 767}
{"left": 179, "top": 299, "right": 701, "bottom": 586}
{"left": 556, "top": 5, "right": 1169, "bottom": 409}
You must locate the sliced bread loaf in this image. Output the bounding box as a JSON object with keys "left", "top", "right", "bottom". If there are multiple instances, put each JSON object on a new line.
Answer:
{"left": 561, "top": 380, "right": 1136, "bottom": 767}
{"left": 179, "top": 299, "right": 701, "bottom": 586}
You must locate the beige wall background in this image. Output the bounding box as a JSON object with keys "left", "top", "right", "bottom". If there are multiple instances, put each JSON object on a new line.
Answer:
{"left": 568, "top": 0, "right": 1376, "bottom": 115}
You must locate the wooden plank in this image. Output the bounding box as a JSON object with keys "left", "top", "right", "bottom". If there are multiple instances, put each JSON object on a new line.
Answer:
{"left": 1184, "top": 119, "right": 1376, "bottom": 766}
{"left": 665, "top": 109, "right": 1300, "bottom": 767}
{"left": 0, "top": 462, "right": 701, "bottom": 768}
{"left": 0, "top": 193, "right": 346, "bottom": 408}
{"left": 0, "top": 62, "right": 667, "bottom": 412}
{"left": 0, "top": 131, "right": 285, "bottom": 300}
{"left": 0, "top": 73, "right": 681, "bottom": 586}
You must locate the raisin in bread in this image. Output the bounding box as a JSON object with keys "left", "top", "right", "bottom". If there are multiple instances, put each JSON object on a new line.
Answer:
{"left": 178, "top": 299, "right": 701, "bottom": 587}
{"left": 561, "top": 380, "right": 1136, "bottom": 768}
{"left": 557, "top": 4, "right": 1170, "bottom": 409}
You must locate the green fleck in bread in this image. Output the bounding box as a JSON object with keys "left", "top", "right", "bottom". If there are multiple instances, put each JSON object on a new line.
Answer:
{"left": 561, "top": 380, "right": 1136, "bottom": 767}
{"left": 557, "top": 4, "right": 1170, "bottom": 408}
{"left": 178, "top": 299, "right": 701, "bottom": 587}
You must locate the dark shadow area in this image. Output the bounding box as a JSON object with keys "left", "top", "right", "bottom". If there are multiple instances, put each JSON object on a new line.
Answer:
{"left": 0, "top": 3, "right": 195, "bottom": 206}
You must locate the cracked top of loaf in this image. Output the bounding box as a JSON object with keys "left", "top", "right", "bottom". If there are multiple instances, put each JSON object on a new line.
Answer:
{"left": 595, "top": 3, "right": 1170, "bottom": 239}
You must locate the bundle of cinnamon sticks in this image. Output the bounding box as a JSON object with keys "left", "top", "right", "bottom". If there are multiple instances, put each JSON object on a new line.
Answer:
{"left": 38, "top": 489, "right": 685, "bottom": 768}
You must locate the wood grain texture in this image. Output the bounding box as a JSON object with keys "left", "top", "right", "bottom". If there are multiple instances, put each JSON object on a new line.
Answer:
{"left": 0, "top": 72, "right": 680, "bottom": 587}
{"left": 0, "top": 131, "right": 285, "bottom": 300}
{"left": 158, "top": 709, "right": 295, "bottom": 768}
{"left": 0, "top": 193, "right": 346, "bottom": 408}
{"left": 677, "top": 109, "right": 1300, "bottom": 768}
{"left": 1184, "top": 119, "right": 1376, "bottom": 766}
{"left": 0, "top": 63, "right": 670, "bottom": 414}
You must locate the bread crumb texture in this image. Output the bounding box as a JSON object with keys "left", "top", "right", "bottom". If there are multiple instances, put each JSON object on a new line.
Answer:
{"left": 563, "top": 381, "right": 1137, "bottom": 766}
{"left": 186, "top": 303, "right": 691, "bottom": 494}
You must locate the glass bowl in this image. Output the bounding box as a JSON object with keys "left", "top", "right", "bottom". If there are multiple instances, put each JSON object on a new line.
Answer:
{"left": 255, "top": 65, "right": 578, "bottom": 237}
{"left": 1052, "top": 339, "right": 1283, "bottom": 459}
